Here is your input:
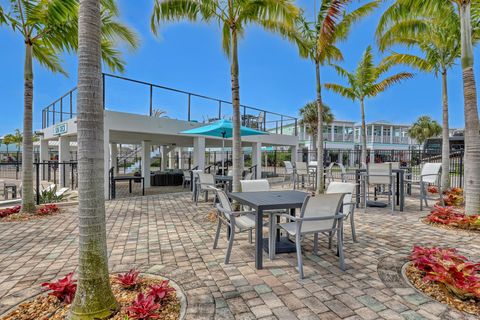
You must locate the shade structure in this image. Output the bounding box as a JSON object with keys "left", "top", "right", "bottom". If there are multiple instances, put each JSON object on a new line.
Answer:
{"left": 180, "top": 119, "right": 267, "bottom": 139}
{"left": 180, "top": 119, "right": 267, "bottom": 175}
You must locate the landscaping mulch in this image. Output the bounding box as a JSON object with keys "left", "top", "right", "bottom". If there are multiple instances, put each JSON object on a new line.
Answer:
{"left": 0, "top": 275, "right": 181, "bottom": 320}
{"left": 422, "top": 218, "right": 480, "bottom": 234}
{"left": 0, "top": 211, "right": 61, "bottom": 222}
{"left": 405, "top": 264, "right": 480, "bottom": 316}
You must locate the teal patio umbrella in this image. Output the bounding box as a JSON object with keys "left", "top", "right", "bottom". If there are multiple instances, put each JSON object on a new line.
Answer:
{"left": 180, "top": 119, "right": 267, "bottom": 174}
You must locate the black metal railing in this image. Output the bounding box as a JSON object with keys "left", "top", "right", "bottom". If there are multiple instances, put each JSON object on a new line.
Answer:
{"left": 42, "top": 73, "right": 298, "bottom": 135}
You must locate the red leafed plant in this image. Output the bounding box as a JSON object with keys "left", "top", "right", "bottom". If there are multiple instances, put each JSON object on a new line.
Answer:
{"left": 0, "top": 206, "right": 21, "bottom": 218}
{"left": 41, "top": 272, "right": 77, "bottom": 304}
{"left": 438, "top": 188, "right": 464, "bottom": 207}
{"left": 426, "top": 205, "right": 480, "bottom": 230}
{"left": 127, "top": 293, "right": 161, "bottom": 319}
{"left": 410, "top": 246, "right": 480, "bottom": 300}
{"left": 428, "top": 186, "right": 438, "bottom": 194}
{"left": 148, "top": 280, "right": 175, "bottom": 303}
{"left": 36, "top": 204, "right": 60, "bottom": 216}
{"left": 116, "top": 269, "right": 140, "bottom": 288}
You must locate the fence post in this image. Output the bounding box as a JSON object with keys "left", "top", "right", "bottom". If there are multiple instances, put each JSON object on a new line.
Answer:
{"left": 60, "top": 98, "right": 63, "bottom": 122}
{"left": 70, "top": 91, "right": 73, "bottom": 118}
{"left": 36, "top": 163, "right": 40, "bottom": 205}
{"left": 295, "top": 119, "right": 298, "bottom": 136}
{"left": 102, "top": 73, "right": 106, "bottom": 109}
{"left": 459, "top": 151, "right": 464, "bottom": 188}
{"left": 187, "top": 94, "right": 191, "bottom": 121}
{"left": 149, "top": 85, "right": 153, "bottom": 116}
{"left": 218, "top": 101, "right": 222, "bottom": 119}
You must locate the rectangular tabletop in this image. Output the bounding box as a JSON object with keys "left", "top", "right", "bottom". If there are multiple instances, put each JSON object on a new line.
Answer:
{"left": 229, "top": 190, "right": 308, "bottom": 269}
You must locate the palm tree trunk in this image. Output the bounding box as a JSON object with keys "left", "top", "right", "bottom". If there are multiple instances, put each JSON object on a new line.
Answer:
{"left": 70, "top": 0, "right": 117, "bottom": 318}
{"left": 21, "top": 42, "right": 35, "bottom": 213}
{"left": 440, "top": 70, "right": 450, "bottom": 192}
{"left": 230, "top": 28, "right": 242, "bottom": 192}
{"left": 315, "top": 61, "right": 324, "bottom": 193}
{"left": 459, "top": 2, "right": 480, "bottom": 214}
{"left": 360, "top": 98, "right": 367, "bottom": 165}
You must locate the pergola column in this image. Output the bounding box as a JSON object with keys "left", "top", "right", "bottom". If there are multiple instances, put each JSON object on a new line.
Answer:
{"left": 142, "top": 140, "right": 151, "bottom": 188}
{"left": 178, "top": 148, "right": 183, "bottom": 169}
{"left": 159, "top": 146, "right": 167, "bottom": 171}
{"left": 193, "top": 137, "right": 205, "bottom": 170}
{"left": 291, "top": 145, "right": 298, "bottom": 163}
{"left": 58, "top": 136, "right": 71, "bottom": 188}
{"left": 252, "top": 142, "right": 262, "bottom": 179}
{"left": 168, "top": 149, "right": 175, "bottom": 169}
{"left": 111, "top": 143, "right": 118, "bottom": 174}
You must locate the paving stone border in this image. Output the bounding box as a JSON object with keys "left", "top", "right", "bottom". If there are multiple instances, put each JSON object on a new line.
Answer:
{"left": 377, "top": 254, "right": 478, "bottom": 320}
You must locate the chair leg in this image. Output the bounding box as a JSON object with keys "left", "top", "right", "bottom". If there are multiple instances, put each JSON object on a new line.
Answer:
{"left": 350, "top": 213, "right": 357, "bottom": 243}
{"left": 420, "top": 182, "right": 424, "bottom": 211}
{"left": 295, "top": 234, "right": 304, "bottom": 279}
{"left": 328, "top": 231, "right": 333, "bottom": 249}
{"left": 225, "top": 225, "right": 235, "bottom": 264}
{"left": 313, "top": 233, "right": 319, "bottom": 255}
{"left": 213, "top": 219, "right": 222, "bottom": 249}
{"left": 337, "top": 228, "right": 345, "bottom": 271}
{"left": 248, "top": 229, "right": 253, "bottom": 244}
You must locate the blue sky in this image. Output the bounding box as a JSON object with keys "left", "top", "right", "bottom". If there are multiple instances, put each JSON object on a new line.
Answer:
{"left": 0, "top": 0, "right": 478, "bottom": 135}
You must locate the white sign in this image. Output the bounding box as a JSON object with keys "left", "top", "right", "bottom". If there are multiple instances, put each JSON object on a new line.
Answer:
{"left": 53, "top": 123, "right": 68, "bottom": 135}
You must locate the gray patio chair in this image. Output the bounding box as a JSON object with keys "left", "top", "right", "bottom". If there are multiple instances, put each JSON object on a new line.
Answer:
{"left": 337, "top": 163, "right": 356, "bottom": 182}
{"left": 282, "top": 161, "right": 295, "bottom": 188}
{"left": 243, "top": 171, "right": 254, "bottom": 180}
{"left": 210, "top": 187, "right": 256, "bottom": 264}
{"left": 276, "top": 193, "right": 346, "bottom": 279}
{"left": 363, "top": 163, "right": 395, "bottom": 211}
{"left": 295, "top": 161, "right": 314, "bottom": 189}
{"left": 405, "top": 163, "right": 442, "bottom": 210}
{"left": 182, "top": 170, "right": 191, "bottom": 188}
{"left": 0, "top": 180, "right": 5, "bottom": 199}
{"left": 195, "top": 172, "right": 221, "bottom": 205}
{"left": 326, "top": 182, "right": 357, "bottom": 243}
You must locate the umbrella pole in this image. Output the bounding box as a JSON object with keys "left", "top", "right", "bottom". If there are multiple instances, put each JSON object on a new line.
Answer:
{"left": 222, "top": 138, "right": 225, "bottom": 175}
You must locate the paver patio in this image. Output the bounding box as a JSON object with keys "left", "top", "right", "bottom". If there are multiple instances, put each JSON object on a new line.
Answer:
{"left": 0, "top": 192, "right": 478, "bottom": 319}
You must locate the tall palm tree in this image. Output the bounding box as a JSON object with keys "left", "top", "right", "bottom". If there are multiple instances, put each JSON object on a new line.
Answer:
{"left": 299, "top": 101, "right": 334, "bottom": 151}
{"left": 294, "top": 0, "right": 379, "bottom": 192}
{"left": 9, "top": 129, "right": 23, "bottom": 161}
{"left": 408, "top": 116, "right": 442, "bottom": 145}
{"left": 376, "top": 2, "right": 474, "bottom": 191}
{"left": 151, "top": 0, "right": 300, "bottom": 192}
{"left": 2, "top": 134, "right": 14, "bottom": 157}
{"left": 2, "top": 0, "right": 138, "bottom": 213}
{"left": 69, "top": 0, "right": 117, "bottom": 318}
{"left": 394, "top": 0, "right": 480, "bottom": 213}
{"left": 324, "top": 46, "right": 414, "bottom": 165}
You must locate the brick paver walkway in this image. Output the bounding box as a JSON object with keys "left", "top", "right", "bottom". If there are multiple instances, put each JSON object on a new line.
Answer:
{"left": 0, "top": 192, "right": 479, "bottom": 319}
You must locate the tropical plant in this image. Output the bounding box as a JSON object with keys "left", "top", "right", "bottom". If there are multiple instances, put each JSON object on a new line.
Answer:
{"left": 147, "top": 281, "right": 175, "bottom": 304}
{"left": 0, "top": 205, "right": 21, "bottom": 218}
{"left": 1, "top": 0, "right": 138, "bottom": 213}
{"left": 294, "top": 0, "right": 380, "bottom": 192}
{"left": 377, "top": 2, "right": 474, "bottom": 191}
{"left": 41, "top": 272, "right": 77, "bottom": 304}
{"left": 408, "top": 116, "right": 442, "bottom": 145}
{"left": 324, "top": 46, "right": 414, "bottom": 165}
{"left": 426, "top": 204, "right": 479, "bottom": 229}
{"left": 38, "top": 185, "right": 66, "bottom": 204}
{"left": 36, "top": 203, "right": 60, "bottom": 215}
{"left": 127, "top": 293, "right": 161, "bottom": 320}
{"left": 151, "top": 0, "right": 300, "bottom": 192}
{"left": 116, "top": 269, "right": 140, "bottom": 289}
{"left": 2, "top": 134, "right": 14, "bottom": 157}
{"left": 410, "top": 245, "right": 480, "bottom": 299}
{"left": 70, "top": 0, "right": 119, "bottom": 317}
{"left": 395, "top": 0, "right": 480, "bottom": 214}
{"left": 299, "top": 102, "right": 334, "bottom": 156}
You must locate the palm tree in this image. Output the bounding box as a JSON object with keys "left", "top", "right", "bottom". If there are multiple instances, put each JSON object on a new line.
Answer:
{"left": 324, "top": 46, "right": 414, "bottom": 165}
{"left": 299, "top": 101, "right": 334, "bottom": 151}
{"left": 376, "top": 3, "right": 473, "bottom": 191}
{"left": 1, "top": 0, "right": 138, "bottom": 213}
{"left": 2, "top": 134, "right": 14, "bottom": 157}
{"left": 408, "top": 116, "right": 442, "bottom": 145}
{"left": 9, "top": 129, "right": 23, "bottom": 161}
{"left": 69, "top": 0, "right": 118, "bottom": 318}
{"left": 151, "top": 0, "right": 300, "bottom": 192}
{"left": 395, "top": 0, "right": 480, "bottom": 214}
{"left": 293, "top": 0, "right": 380, "bottom": 192}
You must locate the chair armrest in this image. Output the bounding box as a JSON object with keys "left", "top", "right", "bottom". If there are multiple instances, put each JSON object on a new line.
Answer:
{"left": 279, "top": 213, "right": 344, "bottom": 222}
{"left": 420, "top": 173, "right": 440, "bottom": 178}
{"left": 216, "top": 205, "right": 256, "bottom": 217}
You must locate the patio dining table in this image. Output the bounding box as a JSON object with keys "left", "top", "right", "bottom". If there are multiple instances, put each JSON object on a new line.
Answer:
{"left": 229, "top": 190, "right": 308, "bottom": 269}
{"left": 354, "top": 168, "right": 410, "bottom": 211}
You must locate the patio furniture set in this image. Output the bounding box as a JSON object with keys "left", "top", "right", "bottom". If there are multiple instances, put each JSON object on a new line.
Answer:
{"left": 197, "top": 161, "right": 442, "bottom": 279}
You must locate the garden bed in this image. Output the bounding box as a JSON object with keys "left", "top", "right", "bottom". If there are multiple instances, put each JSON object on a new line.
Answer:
{"left": 423, "top": 205, "right": 480, "bottom": 233}
{"left": 0, "top": 204, "right": 62, "bottom": 222}
{"left": 403, "top": 246, "right": 480, "bottom": 316}
{"left": 0, "top": 271, "right": 184, "bottom": 320}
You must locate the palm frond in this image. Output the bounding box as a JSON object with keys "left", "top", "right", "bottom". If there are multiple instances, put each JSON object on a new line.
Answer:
{"left": 324, "top": 83, "right": 356, "bottom": 101}
{"left": 335, "top": 0, "right": 380, "bottom": 41}
{"left": 368, "top": 72, "right": 414, "bottom": 97}
{"left": 151, "top": 0, "right": 208, "bottom": 35}
{"left": 31, "top": 40, "right": 67, "bottom": 75}
{"left": 101, "top": 14, "right": 140, "bottom": 51}
{"left": 316, "top": 0, "right": 345, "bottom": 52}
{"left": 101, "top": 39, "right": 125, "bottom": 73}
{"left": 382, "top": 53, "right": 433, "bottom": 73}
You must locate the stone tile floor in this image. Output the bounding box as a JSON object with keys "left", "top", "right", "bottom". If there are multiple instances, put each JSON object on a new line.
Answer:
{"left": 0, "top": 191, "right": 479, "bottom": 319}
